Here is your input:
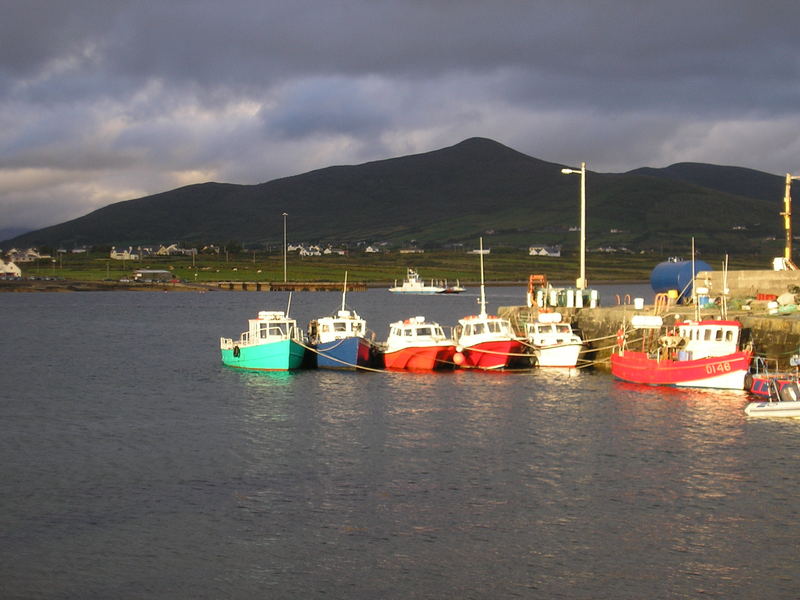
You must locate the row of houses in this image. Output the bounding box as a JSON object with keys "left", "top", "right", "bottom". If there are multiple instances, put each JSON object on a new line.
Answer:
{"left": 109, "top": 244, "right": 199, "bottom": 260}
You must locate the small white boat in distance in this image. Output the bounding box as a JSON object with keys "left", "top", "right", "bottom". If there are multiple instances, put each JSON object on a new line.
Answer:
{"left": 388, "top": 268, "right": 445, "bottom": 294}
{"left": 525, "top": 312, "right": 583, "bottom": 368}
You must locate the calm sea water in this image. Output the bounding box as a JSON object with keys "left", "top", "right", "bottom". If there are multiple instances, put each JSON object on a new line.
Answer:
{"left": 2, "top": 285, "right": 800, "bottom": 599}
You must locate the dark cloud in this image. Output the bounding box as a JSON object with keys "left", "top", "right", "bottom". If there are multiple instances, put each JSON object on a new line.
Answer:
{"left": 2, "top": 0, "right": 800, "bottom": 229}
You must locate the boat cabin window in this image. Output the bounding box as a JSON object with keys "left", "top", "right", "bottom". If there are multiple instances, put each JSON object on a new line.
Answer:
{"left": 403, "top": 328, "right": 413, "bottom": 336}
{"left": 726, "top": 330, "right": 734, "bottom": 341}
{"left": 556, "top": 324, "right": 571, "bottom": 334}
{"left": 472, "top": 323, "right": 486, "bottom": 335}
{"left": 715, "top": 329, "right": 723, "bottom": 341}
{"left": 704, "top": 329, "right": 712, "bottom": 341}
{"left": 352, "top": 322, "right": 363, "bottom": 335}
{"left": 417, "top": 327, "right": 432, "bottom": 337}
{"left": 334, "top": 322, "right": 347, "bottom": 332}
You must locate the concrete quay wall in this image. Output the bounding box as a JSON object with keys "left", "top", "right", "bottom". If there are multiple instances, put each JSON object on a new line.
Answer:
{"left": 498, "top": 303, "right": 800, "bottom": 371}
{"left": 695, "top": 269, "right": 800, "bottom": 299}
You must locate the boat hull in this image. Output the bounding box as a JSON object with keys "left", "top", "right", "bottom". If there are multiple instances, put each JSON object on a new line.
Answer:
{"left": 533, "top": 342, "right": 582, "bottom": 368}
{"left": 382, "top": 345, "right": 456, "bottom": 370}
{"left": 610, "top": 350, "right": 751, "bottom": 389}
{"left": 221, "top": 339, "right": 306, "bottom": 371}
{"left": 458, "top": 340, "right": 527, "bottom": 370}
{"left": 745, "top": 400, "right": 800, "bottom": 417}
{"left": 315, "top": 336, "right": 376, "bottom": 370}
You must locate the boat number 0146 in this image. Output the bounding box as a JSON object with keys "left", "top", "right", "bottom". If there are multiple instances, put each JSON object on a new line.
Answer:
{"left": 706, "top": 362, "right": 732, "bottom": 374}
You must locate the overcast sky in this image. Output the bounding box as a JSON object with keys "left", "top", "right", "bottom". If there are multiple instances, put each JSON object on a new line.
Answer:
{"left": 3, "top": 0, "right": 800, "bottom": 230}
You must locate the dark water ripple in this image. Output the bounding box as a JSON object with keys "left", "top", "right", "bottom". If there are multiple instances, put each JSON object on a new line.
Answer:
{"left": 1, "top": 289, "right": 800, "bottom": 599}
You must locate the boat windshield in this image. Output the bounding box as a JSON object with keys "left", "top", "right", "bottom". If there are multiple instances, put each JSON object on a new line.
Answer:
{"left": 259, "top": 322, "right": 287, "bottom": 338}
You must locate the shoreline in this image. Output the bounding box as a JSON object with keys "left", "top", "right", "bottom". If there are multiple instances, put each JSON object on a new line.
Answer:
{"left": 0, "top": 278, "right": 647, "bottom": 293}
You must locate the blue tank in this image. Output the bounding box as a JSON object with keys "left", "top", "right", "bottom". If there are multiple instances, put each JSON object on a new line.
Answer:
{"left": 650, "top": 260, "right": 712, "bottom": 302}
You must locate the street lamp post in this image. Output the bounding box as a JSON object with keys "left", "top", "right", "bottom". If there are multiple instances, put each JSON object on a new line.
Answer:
{"left": 282, "top": 212, "right": 288, "bottom": 282}
{"left": 561, "top": 162, "right": 587, "bottom": 290}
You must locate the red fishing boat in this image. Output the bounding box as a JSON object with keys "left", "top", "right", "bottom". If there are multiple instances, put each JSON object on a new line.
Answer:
{"left": 380, "top": 316, "right": 456, "bottom": 370}
{"left": 611, "top": 316, "right": 751, "bottom": 389}
{"left": 452, "top": 237, "right": 527, "bottom": 370}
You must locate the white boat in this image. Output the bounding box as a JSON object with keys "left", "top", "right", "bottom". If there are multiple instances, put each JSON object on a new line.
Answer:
{"left": 388, "top": 268, "right": 445, "bottom": 294}
{"left": 452, "top": 237, "right": 526, "bottom": 369}
{"left": 524, "top": 312, "right": 583, "bottom": 368}
{"left": 439, "top": 279, "right": 466, "bottom": 294}
{"left": 745, "top": 383, "right": 800, "bottom": 417}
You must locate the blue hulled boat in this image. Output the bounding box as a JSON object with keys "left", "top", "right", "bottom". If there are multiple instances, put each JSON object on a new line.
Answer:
{"left": 308, "top": 273, "right": 378, "bottom": 369}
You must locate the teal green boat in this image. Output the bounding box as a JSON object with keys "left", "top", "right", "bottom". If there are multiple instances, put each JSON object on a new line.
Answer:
{"left": 220, "top": 310, "right": 307, "bottom": 371}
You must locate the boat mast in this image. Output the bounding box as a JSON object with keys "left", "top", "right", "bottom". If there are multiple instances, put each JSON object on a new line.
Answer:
{"left": 722, "top": 254, "right": 729, "bottom": 319}
{"left": 479, "top": 237, "right": 487, "bottom": 318}
{"left": 341, "top": 271, "right": 348, "bottom": 312}
{"left": 691, "top": 237, "right": 699, "bottom": 321}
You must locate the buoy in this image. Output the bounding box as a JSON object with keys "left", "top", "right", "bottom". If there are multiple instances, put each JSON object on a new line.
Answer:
{"left": 453, "top": 352, "right": 465, "bottom": 366}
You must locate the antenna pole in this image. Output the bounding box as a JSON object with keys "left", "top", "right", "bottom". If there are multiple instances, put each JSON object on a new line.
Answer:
{"left": 341, "top": 271, "right": 348, "bottom": 312}
{"left": 479, "top": 237, "right": 487, "bottom": 317}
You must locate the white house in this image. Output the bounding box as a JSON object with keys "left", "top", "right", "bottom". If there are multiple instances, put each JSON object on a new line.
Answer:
{"left": 110, "top": 246, "right": 140, "bottom": 260}
{"left": 0, "top": 260, "right": 22, "bottom": 276}
{"left": 156, "top": 244, "right": 196, "bottom": 256}
{"left": 529, "top": 245, "right": 561, "bottom": 257}
{"left": 7, "top": 248, "right": 49, "bottom": 262}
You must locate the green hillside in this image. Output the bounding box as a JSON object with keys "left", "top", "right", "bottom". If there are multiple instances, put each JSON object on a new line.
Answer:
{"left": 3, "top": 138, "right": 788, "bottom": 257}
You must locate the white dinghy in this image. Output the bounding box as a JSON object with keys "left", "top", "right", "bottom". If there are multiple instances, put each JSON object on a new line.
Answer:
{"left": 745, "top": 382, "right": 800, "bottom": 417}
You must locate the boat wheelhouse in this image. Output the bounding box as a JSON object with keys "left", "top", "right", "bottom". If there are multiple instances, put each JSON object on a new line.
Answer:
{"left": 308, "top": 309, "right": 378, "bottom": 369}
{"left": 380, "top": 316, "right": 456, "bottom": 370}
{"left": 220, "top": 310, "right": 306, "bottom": 371}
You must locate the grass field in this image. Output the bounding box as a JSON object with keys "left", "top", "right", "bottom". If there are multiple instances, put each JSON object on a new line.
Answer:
{"left": 21, "top": 249, "right": 772, "bottom": 285}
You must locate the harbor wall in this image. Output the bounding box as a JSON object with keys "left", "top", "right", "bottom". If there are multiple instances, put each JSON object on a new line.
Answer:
{"left": 695, "top": 269, "right": 800, "bottom": 299}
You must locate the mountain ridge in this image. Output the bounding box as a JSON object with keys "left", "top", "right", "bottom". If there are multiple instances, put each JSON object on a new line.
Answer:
{"left": 2, "top": 138, "right": 788, "bottom": 255}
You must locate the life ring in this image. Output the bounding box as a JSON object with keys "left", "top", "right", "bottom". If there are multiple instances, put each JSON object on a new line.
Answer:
{"left": 233, "top": 345, "right": 240, "bottom": 358}
{"left": 616, "top": 328, "right": 625, "bottom": 347}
